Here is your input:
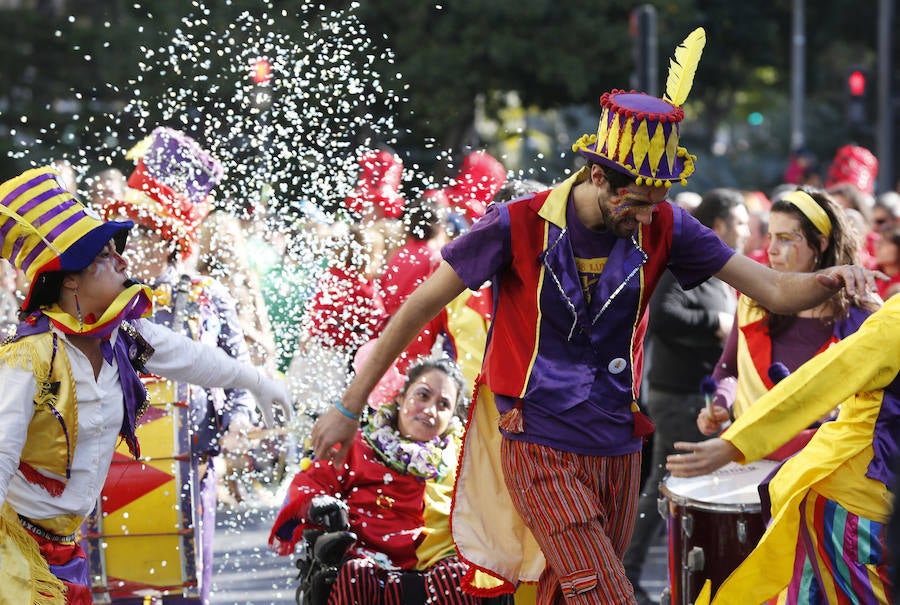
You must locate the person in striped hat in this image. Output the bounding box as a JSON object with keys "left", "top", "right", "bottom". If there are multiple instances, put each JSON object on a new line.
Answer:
{"left": 0, "top": 165, "right": 291, "bottom": 605}
{"left": 103, "top": 126, "right": 282, "bottom": 602}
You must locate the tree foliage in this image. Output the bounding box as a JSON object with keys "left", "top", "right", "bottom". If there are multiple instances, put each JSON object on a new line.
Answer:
{"left": 0, "top": 0, "right": 887, "bottom": 192}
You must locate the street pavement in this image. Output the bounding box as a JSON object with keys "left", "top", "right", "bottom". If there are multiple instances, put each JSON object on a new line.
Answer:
{"left": 209, "top": 504, "right": 296, "bottom": 605}
{"left": 208, "top": 502, "right": 670, "bottom": 605}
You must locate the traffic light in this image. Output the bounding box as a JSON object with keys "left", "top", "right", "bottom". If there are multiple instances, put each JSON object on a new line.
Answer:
{"left": 629, "top": 5, "right": 657, "bottom": 96}
{"left": 846, "top": 66, "right": 869, "bottom": 137}
{"left": 249, "top": 58, "right": 273, "bottom": 111}
{"left": 251, "top": 58, "right": 271, "bottom": 85}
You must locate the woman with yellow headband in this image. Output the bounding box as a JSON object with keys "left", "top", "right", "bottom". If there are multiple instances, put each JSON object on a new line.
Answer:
{"left": 696, "top": 187, "right": 875, "bottom": 446}
{"left": 666, "top": 189, "right": 894, "bottom": 603}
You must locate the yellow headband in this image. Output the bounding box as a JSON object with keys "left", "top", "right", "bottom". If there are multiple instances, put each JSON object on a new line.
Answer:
{"left": 783, "top": 190, "right": 832, "bottom": 239}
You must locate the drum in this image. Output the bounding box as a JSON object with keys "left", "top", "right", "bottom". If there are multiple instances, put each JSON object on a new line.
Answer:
{"left": 658, "top": 460, "right": 778, "bottom": 605}
{"left": 82, "top": 379, "right": 203, "bottom": 603}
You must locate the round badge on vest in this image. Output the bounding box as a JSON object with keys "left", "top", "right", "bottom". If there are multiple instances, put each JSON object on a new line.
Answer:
{"left": 608, "top": 357, "right": 627, "bottom": 374}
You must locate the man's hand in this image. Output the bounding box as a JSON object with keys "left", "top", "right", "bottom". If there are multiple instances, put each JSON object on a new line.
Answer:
{"left": 249, "top": 372, "right": 294, "bottom": 428}
{"left": 666, "top": 438, "right": 741, "bottom": 477}
{"left": 816, "top": 265, "right": 887, "bottom": 309}
{"left": 220, "top": 420, "right": 261, "bottom": 454}
{"left": 310, "top": 405, "right": 358, "bottom": 466}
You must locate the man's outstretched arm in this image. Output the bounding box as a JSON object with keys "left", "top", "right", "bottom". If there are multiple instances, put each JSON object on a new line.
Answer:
{"left": 715, "top": 253, "right": 883, "bottom": 315}
{"left": 311, "top": 261, "right": 467, "bottom": 464}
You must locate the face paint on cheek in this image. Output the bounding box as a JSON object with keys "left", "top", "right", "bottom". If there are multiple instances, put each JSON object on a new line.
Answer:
{"left": 785, "top": 244, "right": 800, "bottom": 268}
{"left": 608, "top": 188, "right": 631, "bottom": 216}
{"left": 86, "top": 263, "right": 104, "bottom": 278}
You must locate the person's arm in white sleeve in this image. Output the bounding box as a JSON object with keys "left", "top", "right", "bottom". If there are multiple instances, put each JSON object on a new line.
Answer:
{"left": 136, "top": 319, "right": 292, "bottom": 427}
{"left": 0, "top": 366, "right": 38, "bottom": 507}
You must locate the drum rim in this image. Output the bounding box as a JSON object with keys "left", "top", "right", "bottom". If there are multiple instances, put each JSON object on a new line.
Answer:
{"left": 659, "top": 483, "right": 763, "bottom": 513}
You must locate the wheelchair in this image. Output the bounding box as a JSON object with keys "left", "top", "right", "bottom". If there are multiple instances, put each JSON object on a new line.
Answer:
{"left": 293, "top": 495, "right": 513, "bottom": 605}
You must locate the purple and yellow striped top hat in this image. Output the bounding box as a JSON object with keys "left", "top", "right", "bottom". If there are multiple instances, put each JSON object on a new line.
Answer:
{"left": 0, "top": 166, "right": 133, "bottom": 308}
{"left": 572, "top": 28, "right": 706, "bottom": 188}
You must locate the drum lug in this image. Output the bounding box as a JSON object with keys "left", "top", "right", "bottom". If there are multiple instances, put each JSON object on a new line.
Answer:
{"left": 737, "top": 518, "right": 748, "bottom": 544}
{"left": 657, "top": 496, "right": 667, "bottom": 521}
{"left": 687, "top": 546, "right": 705, "bottom": 572}
{"left": 682, "top": 513, "right": 693, "bottom": 538}
{"left": 659, "top": 587, "right": 671, "bottom": 605}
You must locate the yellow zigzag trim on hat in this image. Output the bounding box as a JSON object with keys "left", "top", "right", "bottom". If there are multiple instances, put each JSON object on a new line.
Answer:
{"left": 597, "top": 107, "right": 610, "bottom": 153}
{"left": 632, "top": 121, "right": 650, "bottom": 176}
{"left": 617, "top": 116, "right": 634, "bottom": 166}
{"left": 607, "top": 113, "right": 621, "bottom": 160}
{"left": 666, "top": 124, "right": 679, "bottom": 175}
{"left": 648, "top": 124, "right": 667, "bottom": 179}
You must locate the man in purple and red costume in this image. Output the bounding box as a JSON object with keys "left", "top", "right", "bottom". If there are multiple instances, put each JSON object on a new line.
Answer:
{"left": 310, "top": 28, "right": 882, "bottom": 605}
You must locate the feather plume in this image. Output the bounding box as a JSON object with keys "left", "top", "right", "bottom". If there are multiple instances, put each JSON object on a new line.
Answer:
{"left": 125, "top": 134, "right": 154, "bottom": 161}
{"left": 663, "top": 27, "right": 706, "bottom": 107}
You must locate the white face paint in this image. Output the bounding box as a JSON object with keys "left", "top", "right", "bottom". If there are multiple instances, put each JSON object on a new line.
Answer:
{"left": 75, "top": 241, "right": 130, "bottom": 315}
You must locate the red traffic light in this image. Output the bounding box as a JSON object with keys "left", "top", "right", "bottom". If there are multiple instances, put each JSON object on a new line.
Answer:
{"left": 251, "top": 59, "right": 271, "bottom": 84}
{"left": 848, "top": 70, "right": 866, "bottom": 97}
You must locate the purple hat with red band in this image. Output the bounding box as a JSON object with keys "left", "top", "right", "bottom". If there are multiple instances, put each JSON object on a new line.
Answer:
{"left": 572, "top": 28, "right": 706, "bottom": 188}
{"left": 105, "top": 127, "right": 224, "bottom": 261}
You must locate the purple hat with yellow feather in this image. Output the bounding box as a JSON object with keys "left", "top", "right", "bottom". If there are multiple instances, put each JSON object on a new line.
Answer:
{"left": 572, "top": 28, "right": 706, "bottom": 188}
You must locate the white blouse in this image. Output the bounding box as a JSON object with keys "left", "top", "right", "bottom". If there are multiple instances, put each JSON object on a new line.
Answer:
{"left": 0, "top": 318, "right": 258, "bottom": 522}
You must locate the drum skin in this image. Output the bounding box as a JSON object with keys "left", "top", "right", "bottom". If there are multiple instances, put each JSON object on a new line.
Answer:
{"left": 659, "top": 460, "right": 778, "bottom": 605}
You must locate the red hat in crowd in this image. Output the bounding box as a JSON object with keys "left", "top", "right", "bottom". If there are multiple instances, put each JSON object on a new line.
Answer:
{"left": 343, "top": 149, "right": 405, "bottom": 219}
{"left": 442, "top": 151, "right": 507, "bottom": 222}
{"left": 825, "top": 145, "right": 878, "bottom": 195}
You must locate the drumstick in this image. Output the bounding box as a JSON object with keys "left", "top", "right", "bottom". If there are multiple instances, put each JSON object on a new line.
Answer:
{"left": 699, "top": 375, "right": 718, "bottom": 419}
{"left": 244, "top": 426, "right": 292, "bottom": 440}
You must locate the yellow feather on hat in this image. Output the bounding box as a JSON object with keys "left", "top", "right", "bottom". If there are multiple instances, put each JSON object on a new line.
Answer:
{"left": 124, "top": 134, "right": 154, "bottom": 161}
{"left": 663, "top": 27, "right": 706, "bottom": 107}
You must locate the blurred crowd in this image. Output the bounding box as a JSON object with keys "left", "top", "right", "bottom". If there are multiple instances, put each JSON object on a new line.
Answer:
{"left": 2, "top": 142, "right": 899, "bottom": 515}
{"left": 3, "top": 127, "right": 900, "bottom": 604}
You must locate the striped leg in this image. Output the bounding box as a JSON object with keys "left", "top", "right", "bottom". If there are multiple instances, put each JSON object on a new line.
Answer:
{"left": 785, "top": 490, "right": 892, "bottom": 605}
{"left": 422, "top": 557, "right": 483, "bottom": 605}
{"left": 500, "top": 439, "right": 641, "bottom": 605}
{"left": 328, "top": 556, "right": 387, "bottom": 605}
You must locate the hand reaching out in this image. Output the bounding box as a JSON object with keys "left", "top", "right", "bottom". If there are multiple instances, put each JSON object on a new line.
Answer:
{"left": 249, "top": 371, "right": 294, "bottom": 428}
{"left": 816, "top": 265, "right": 887, "bottom": 310}
{"left": 666, "top": 438, "right": 741, "bottom": 477}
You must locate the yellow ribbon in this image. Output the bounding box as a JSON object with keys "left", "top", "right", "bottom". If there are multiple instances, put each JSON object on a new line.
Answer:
{"left": 42, "top": 283, "right": 153, "bottom": 335}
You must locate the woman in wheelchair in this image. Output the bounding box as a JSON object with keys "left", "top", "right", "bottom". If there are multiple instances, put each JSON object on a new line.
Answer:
{"left": 270, "top": 356, "right": 487, "bottom": 604}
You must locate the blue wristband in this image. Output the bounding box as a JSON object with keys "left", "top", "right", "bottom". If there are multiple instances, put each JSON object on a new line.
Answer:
{"left": 334, "top": 400, "right": 359, "bottom": 421}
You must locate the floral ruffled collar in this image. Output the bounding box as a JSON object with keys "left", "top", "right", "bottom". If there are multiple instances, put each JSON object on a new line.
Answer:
{"left": 362, "top": 402, "right": 462, "bottom": 480}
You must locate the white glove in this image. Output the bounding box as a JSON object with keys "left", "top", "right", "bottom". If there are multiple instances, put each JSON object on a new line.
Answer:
{"left": 247, "top": 371, "right": 293, "bottom": 428}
